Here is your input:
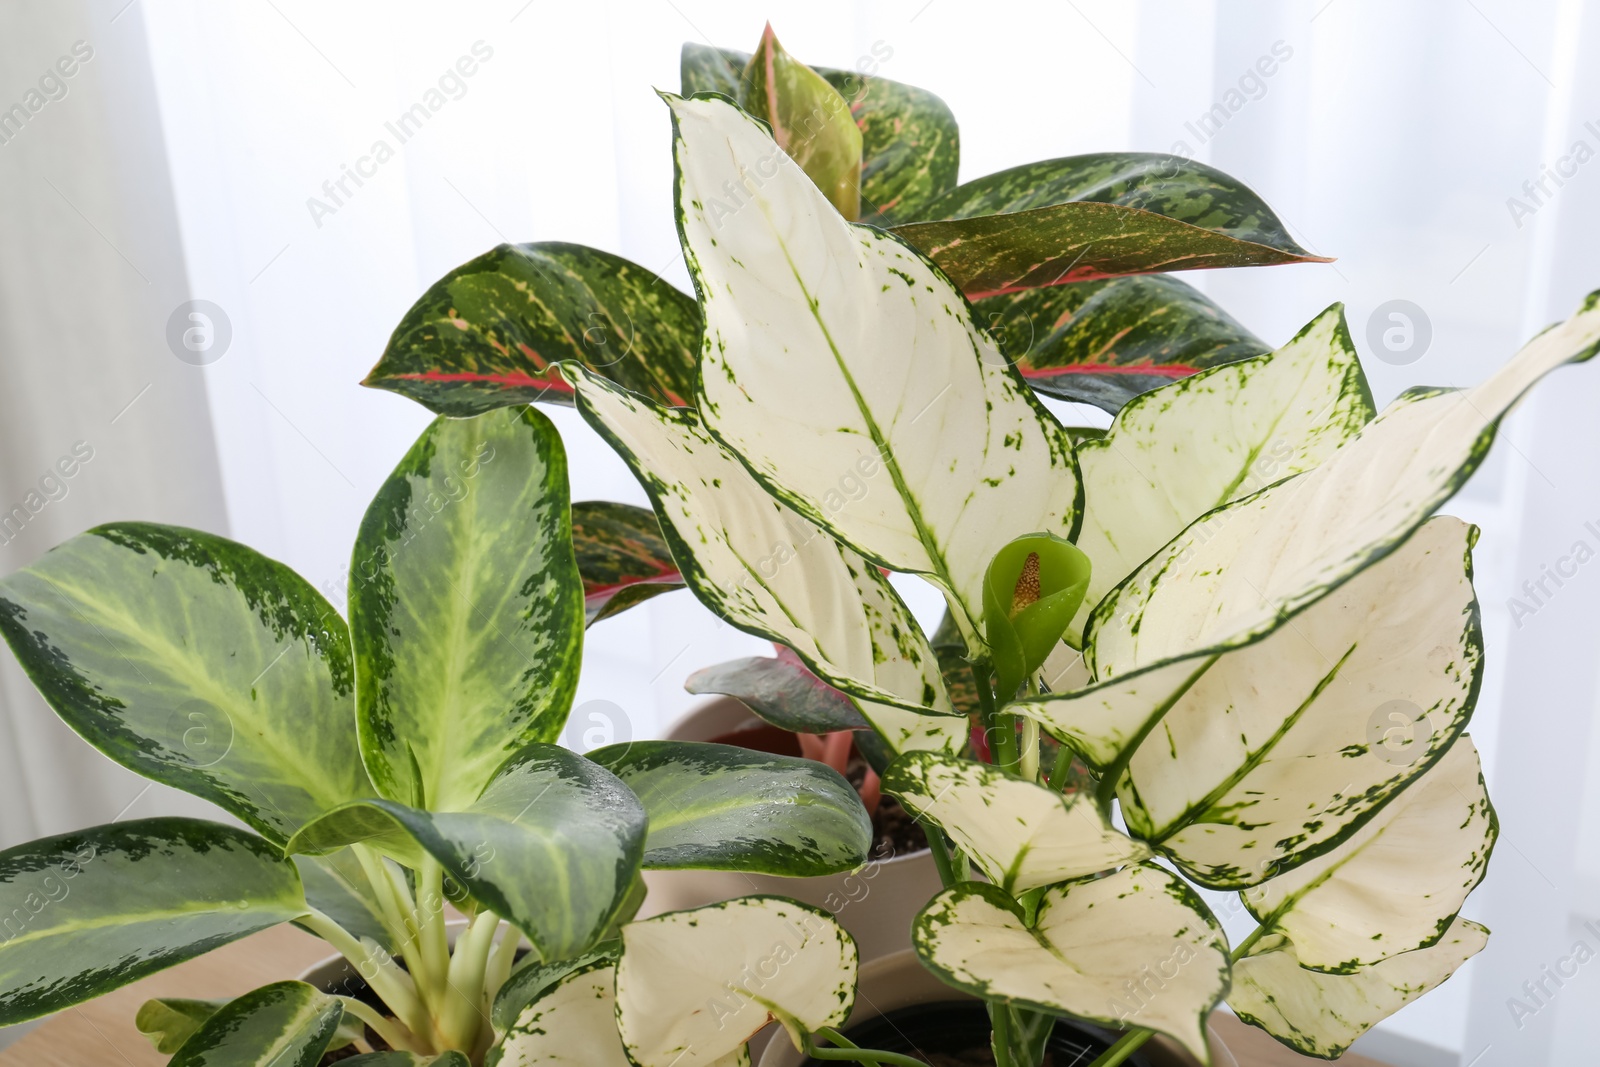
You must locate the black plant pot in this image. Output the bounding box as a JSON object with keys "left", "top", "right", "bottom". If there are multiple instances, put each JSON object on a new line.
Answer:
{"left": 799, "top": 1000, "right": 1155, "bottom": 1067}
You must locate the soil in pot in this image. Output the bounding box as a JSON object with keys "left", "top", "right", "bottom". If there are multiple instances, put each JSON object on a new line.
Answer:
{"left": 799, "top": 1000, "right": 1154, "bottom": 1067}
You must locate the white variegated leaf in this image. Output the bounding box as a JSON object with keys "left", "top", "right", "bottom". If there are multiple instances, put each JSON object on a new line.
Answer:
{"left": 669, "top": 93, "right": 1079, "bottom": 648}
{"left": 571, "top": 367, "right": 959, "bottom": 754}
{"left": 1241, "top": 736, "right": 1495, "bottom": 971}
{"left": 1069, "top": 304, "right": 1373, "bottom": 643}
{"left": 881, "top": 751, "right": 1148, "bottom": 893}
{"left": 615, "top": 897, "right": 855, "bottom": 1066}
{"left": 1229, "top": 918, "right": 1488, "bottom": 1058}
{"left": 912, "top": 865, "right": 1229, "bottom": 1064}
{"left": 1101, "top": 516, "right": 1482, "bottom": 888}
{"left": 1089, "top": 291, "right": 1600, "bottom": 679}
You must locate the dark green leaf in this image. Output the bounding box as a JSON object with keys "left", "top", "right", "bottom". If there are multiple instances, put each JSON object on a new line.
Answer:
{"left": 572, "top": 500, "right": 682, "bottom": 625}
{"left": 169, "top": 981, "right": 341, "bottom": 1067}
{"left": 362, "top": 242, "right": 701, "bottom": 416}
{"left": 287, "top": 744, "right": 646, "bottom": 961}
{"left": 684, "top": 651, "right": 869, "bottom": 733}
{"left": 352, "top": 408, "right": 584, "bottom": 811}
{"left": 887, "top": 153, "right": 1327, "bottom": 297}
{"left": 679, "top": 43, "right": 744, "bottom": 97}
{"left": 0, "top": 523, "right": 367, "bottom": 846}
{"left": 588, "top": 740, "right": 870, "bottom": 876}
{"left": 0, "top": 818, "right": 303, "bottom": 1026}
{"left": 818, "top": 64, "right": 959, "bottom": 222}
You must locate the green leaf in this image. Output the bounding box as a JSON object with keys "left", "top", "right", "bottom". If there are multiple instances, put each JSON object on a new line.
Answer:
{"left": 912, "top": 866, "right": 1230, "bottom": 1064}
{"left": 287, "top": 744, "right": 645, "bottom": 961}
{"left": 136, "top": 997, "right": 224, "bottom": 1054}
{"left": 0, "top": 818, "right": 303, "bottom": 1026}
{"left": 1067, "top": 302, "right": 1373, "bottom": 644}
{"left": 881, "top": 751, "right": 1146, "bottom": 893}
{"left": 352, "top": 407, "right": 584, "bottom": 811}
{"left": 816, "top": 64, "right": 958, "bottom": 222}
{"left": 344, "top": 1054, "right": 472, "bottom": 1066}
{"left": 572, "top": 500, "right": 683, "bottom": 625}
{"left": 740, "top": 26, "right": 862, "bottom": 220}
{"left": 292, "top": 851, "right": 395, "bottom": 953}
{"left": 0, "top": 522, "right": 368, "bottom": 846}
{"left": 489, "top": 958, "right": 632, "bottom": 1067}
{"left": 886, "top": 153, "right": 1328, "bottom": 298}
{"left": 667, "top": 94, "right": 1080, "bottom": 649}
{"left": 569, "top": 366, "right": 962, "bottom": 756}
{"left": 1229, "top": 918, "right": 1487, "bottom": 1059}
{"left": 616, "top": 896, "right": 854, "bottom": 1064}
{"left": 684, "top": 649, "right": 870, "bottom": 734}
{"left": 1240, "top": 735, "right": 1496, "bottom": 971}
{"left": 1087, "top": 290, "right": 1600, "bottom": 684}
{"left": 491, "top": 942, "right": 619, "bottom": 1032}
{"left": 588, "top": 740, "right": 870, "bottom": 876}
{"left": 982, "top": 533, "right": 1090, "bottom": 699}
{"left": 361, "top": 242, "right": 700, "bottom": 416}
{"left": 169, "top": 981, "right": 342, "bottom": 1067}
{"left": 974, "top": 275, "right": 1271, "bottom": 412}
{"left": 680, "top": 43, "right": 745, "bottom": 98}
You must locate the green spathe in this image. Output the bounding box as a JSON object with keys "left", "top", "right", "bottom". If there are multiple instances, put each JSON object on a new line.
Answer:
{"left": 983, "top": 533, "right": 1090, "bottom": 700}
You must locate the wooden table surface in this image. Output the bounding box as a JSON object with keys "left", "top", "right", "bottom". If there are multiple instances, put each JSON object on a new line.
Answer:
{"left": 0, "top": 926, "right": 1386, "bottom": 1067}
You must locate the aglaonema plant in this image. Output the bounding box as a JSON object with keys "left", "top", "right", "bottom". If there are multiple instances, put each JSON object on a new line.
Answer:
{"left": 0, "top": 405, "right": 878, "bottom": 1064}
{"left": 346, "top": 25, "right": 1600, "bottom": 1067}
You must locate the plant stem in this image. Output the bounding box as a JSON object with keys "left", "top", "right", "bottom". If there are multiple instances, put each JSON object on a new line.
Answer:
{"left": 1231, "top": 925, "right": 1267, "bottom": 962}
{"left": 804, "top": 1028, "right": 933, "bottom": 1067}
{"left": 337, "top": 996, "right": 421, "bottom": 1054}
{"left": 1018, "top": 718, "right": 1040, "bottom": 782}
{"left": 1085, "top": 1029, "right": 1152, "bottom": 1067}
{"left": 990, "top": 1002, "right": 1017, "bottom": 1067}
{"left": 483, "top": 921, "right": 523, "bottom": 1004}
{"left": 1046, "top": 743, "right": 1075, "bottom": 792}
{"left": 437, "top": 909, "right": 499, "bottom": 1052}
{"left": 353, "top": 846, "right": 418, "bottom": 958}
{"left": 926, "top": 827, "right": 959, "bottom": 887}
{"left": 416, "top": 858, "right": 452, "bottom": 1011}
{"left": 299, "top": 909, "right": 430, "bottom": 1042}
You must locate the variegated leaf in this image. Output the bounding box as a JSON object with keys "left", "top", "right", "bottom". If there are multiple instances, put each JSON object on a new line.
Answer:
{"left": 912, "top": 866, "right": 1229, "bottom": 1064}
{"left": 489, "top": 959, "right": 633, "bottom": 1067}
{"left": 362, "top": 242, "right": 699, "bottom": 415}
{"left": 616, "top": 897, "right": 854, "bottom": 1065}
{"left": 136, "top": 998, "right": 225, "bottom": 1053}
{"left": 1241, "top": 736, "right": 1496, "bottom": 971}
{"left": 886, "top": 153, "right": 1327, "bottom": 298}
{"left": 0, "top": 523, "right": 367, "bottom": 846}
{"left": 1068, "top": 303, "right": 1374, "bottom": 643}
{"left": 679, "top": 42, "right": 744, "bottom": 98}
{"left": 1088, "top": 291, "right": 1600, "bottom": 681}
{"left": 344, "top": 1054, "right": 471, "bottom": 1066}
{"left": 571, "top": 501, "right": 683, "bottom": 625}
{"left": 287, "top": 744, "right": 645, "bottom": 962}
{"left": 292, "top": 851, "right": 395, "bottom": 953}
{"left": 669, "top": 93, "right": 1079, "bottom": 646}
{"left": 974, "top": 275, "right": 1270, "bottom": 413}
{"left": 569, "top": 365, "right": 961, "bottom": 755}
{"left": 881, "top": 751, "right": 1147, "bottom": 893}
{"left": 1229, "top": 918, "right": 1488, "bottom": 1059}
{"left": 352, "top": 407, "right": 583, "bottom": 811}
{"left": 588, "top": 740, "right": 870, "bottom": 876}
{"left": 168, "top": 981, "right": 341, "bottom": 1067}
{"left": 684, "top": 648, "right": 870, "bottom": 734}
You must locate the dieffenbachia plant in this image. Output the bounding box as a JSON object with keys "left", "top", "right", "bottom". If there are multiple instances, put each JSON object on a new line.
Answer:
{"left": 0, "top": 406, "right": 876, "bottom": 1064}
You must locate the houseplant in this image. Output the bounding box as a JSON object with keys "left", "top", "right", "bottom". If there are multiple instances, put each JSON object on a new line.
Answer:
{"left": 0, "top": 405, "right": 875, "bottom": 1064}
{"left": 364, "top": 28, "right": 1600, "bottom": 1066}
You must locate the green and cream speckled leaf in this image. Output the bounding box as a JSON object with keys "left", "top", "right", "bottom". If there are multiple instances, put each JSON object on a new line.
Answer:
{"left": 881, "top": 751, "right": 1147, "bottom": 893}
{"left": 1088, "top": 291, "right": 1600, "bottom": 682}
{"left": 362, "top": 242, "right": 700, "bottom": 416}
{"left": 616, "top": 897, "right": 855, "bottom": 1065}
{"left": 0, "top": 819, "right": 303, "bottom": 1026}
{"left": 912, "top": 865, "right": 1229, "bottom": 1064}
{"left": 136, "top": 997, "right": 225, "bottom": 1053}
{"left": 684, "top": 649, "right": 870, "bottom": 734}
{"left": 1020, "top": 517, "right": 1482, "bottom": 889}
{"left": 489, "top": 959, "right": 632, "bottom": 1067}
{"left": 670, "top": 94, "right": 1079, "bottom": 647}
{"left": 588, "top": 740, "right": 870, "bottom": 876}
{"left": 292, "top": 851, "right": 394, "bottom": 952}
{"left": 1241, "top": 736, "right": 1496, "bottom": 971}
{"left": 572, "top": 501, "right": 683, "bottom": 625}
{"left": 741, "top": 27, "right": 862, "bottom": 220}
{"left": 168, "top": 981, "right": 341, "bottom": 1067}
{"left": 570, "top": 366, "right": 960, "bottom": 756}
{"left": 974, "top": 276, "right": 1271, "bottom": 414}
{"left": 344, "top": 1054, "right": 471, "bottom": 1066}
{"left": 352, "top": 407, "right": 584, "bottom": 811}
{"left": 1068, "top": 303, "right": 1374, "bottom": 643}
{"left": 886, "top": 153, "right": 1326, "bottom": 298}
{"left": 0, "top": 523, "right": 367, "bottom": 846}
{"left": 287, "top": 744, "right": 645, "bottom": 961}
{"left": 1229, "top": 918, "right": 1488, "bottom": 1059}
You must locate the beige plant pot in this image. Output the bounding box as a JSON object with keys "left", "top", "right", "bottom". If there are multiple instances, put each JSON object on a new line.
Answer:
{"left": 757, "top": 949, "right": 1239, "bottom": 1067}
{"left": 638, "top": 698, "right": 942, "bottom": 963}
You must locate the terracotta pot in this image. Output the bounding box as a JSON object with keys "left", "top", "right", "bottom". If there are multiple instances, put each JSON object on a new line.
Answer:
{"left": 638, "top": 698, "right": 942, "bottom": 963}
{"left": 757, "top": 949, "right": 1238, "bottom": 1067}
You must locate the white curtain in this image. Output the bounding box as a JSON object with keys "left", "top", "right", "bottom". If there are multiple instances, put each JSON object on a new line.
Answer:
{"left": 5, "top": 1, "right": 1600, "bottom": 1063}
